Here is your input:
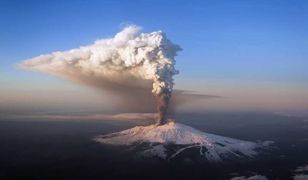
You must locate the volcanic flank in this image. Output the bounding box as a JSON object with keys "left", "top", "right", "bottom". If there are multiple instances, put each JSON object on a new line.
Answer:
{"left": 94, "top": 120, "right": 268, "bottom": 161}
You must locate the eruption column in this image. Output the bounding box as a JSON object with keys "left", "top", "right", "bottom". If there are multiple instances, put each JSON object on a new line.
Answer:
{"left": 156, "top": 89, "right": 171, "bottom": 125}
{"left": 19, "top": 25, "right": 181, "bottom": 125}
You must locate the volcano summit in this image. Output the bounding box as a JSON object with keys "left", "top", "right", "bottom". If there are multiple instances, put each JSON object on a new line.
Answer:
{"left": 94, "top": 121, "right": 269, "bottom": 161}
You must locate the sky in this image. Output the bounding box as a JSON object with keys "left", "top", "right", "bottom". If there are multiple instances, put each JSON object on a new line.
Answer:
{"left": 0, "top": 0, "right": 307, "bottom": 115}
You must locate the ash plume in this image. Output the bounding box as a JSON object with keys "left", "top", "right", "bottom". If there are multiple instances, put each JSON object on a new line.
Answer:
{"left": 19, "top": 25, "right": 181, "bottom": 125}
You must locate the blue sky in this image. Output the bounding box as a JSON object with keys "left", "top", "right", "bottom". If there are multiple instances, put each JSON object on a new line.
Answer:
{"left": 0, "top": 0, "right": 308, "bottom": 113}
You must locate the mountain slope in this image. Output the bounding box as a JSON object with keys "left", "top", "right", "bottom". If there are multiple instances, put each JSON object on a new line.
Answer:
{"left": 94, "top": 121, "right": 268, "bottom": 161}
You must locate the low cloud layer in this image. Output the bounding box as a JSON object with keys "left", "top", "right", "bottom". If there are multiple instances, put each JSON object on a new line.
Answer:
{"left": 293, "top": 165, "right": 308, "bottom": 180}
{"left": 230, "top": 175, "right": 269, "bottom": 180}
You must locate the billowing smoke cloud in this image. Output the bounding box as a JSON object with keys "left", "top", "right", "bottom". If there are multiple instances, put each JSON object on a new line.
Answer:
{"left": 19, "top": 25, "right": 182, "bottom": 125}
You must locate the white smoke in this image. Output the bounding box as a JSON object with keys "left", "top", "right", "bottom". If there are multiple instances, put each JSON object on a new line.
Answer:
{"left": 19, "top": 25, "right": 182, "bottom": 124}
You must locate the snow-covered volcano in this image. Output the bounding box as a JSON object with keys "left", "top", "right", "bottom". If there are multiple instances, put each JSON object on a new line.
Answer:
{"left": 94, "top": 121, "right": 269, "bottom": 161}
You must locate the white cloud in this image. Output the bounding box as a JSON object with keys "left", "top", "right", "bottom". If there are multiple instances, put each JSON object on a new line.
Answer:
{"left": 294, "top": 174, "right": 308, "bottom": 180}
{"left": 230, "top": 175, "right": 269, "bottom": 180}
{"left": 295, "top": 165, "right": 308, "bottom": 173}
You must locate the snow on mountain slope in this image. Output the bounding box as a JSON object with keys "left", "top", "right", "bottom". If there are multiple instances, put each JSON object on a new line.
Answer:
{"left": 94, "top": 121, "right": 269, "bottom": 161}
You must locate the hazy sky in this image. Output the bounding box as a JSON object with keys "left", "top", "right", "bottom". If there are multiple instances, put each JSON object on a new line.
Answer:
{"left": 0, "top": 0, "right": 307, "bottom": 114}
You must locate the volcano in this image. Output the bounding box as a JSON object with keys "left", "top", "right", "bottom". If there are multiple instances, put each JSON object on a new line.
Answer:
{"left": 94, "top": 121, "right": 269, "bottom": 161}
